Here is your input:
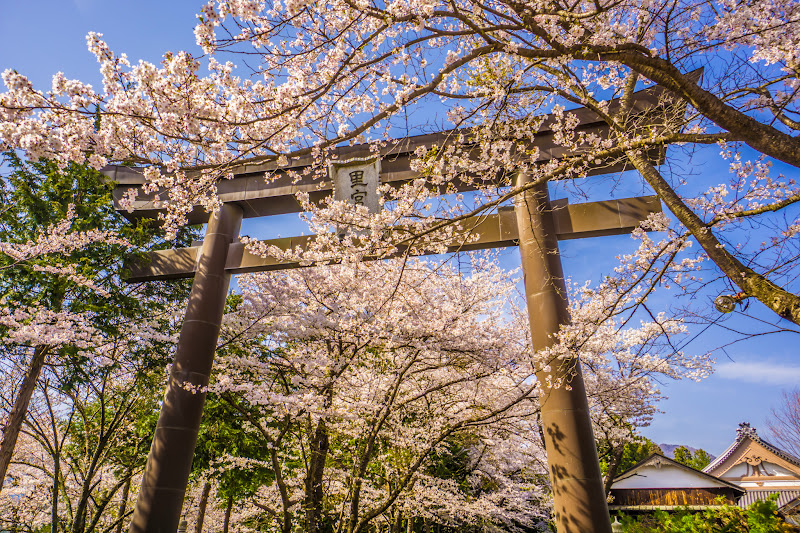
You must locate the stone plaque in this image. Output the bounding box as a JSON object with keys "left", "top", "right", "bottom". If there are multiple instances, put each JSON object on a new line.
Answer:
{"left": 329, "top": 156, "right": 381, "bottom": 213}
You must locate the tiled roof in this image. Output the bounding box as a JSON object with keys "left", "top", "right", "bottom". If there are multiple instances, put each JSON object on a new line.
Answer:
{"left": 737, "top": 490, "right": 800, "bottom": 509}
{"left": 704, "top": 423, "right": 800, "bottom": 473}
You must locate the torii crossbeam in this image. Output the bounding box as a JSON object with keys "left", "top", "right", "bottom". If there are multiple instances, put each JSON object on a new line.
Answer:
{"left": 107, "top": 84, "right": 675, "bottom": 533}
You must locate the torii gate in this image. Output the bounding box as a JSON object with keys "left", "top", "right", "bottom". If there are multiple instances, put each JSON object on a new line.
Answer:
{"left": 106, "top": 85, "right": 674, "bottom": 533}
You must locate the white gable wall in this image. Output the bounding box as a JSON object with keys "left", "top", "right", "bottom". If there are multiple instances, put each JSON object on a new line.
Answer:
{"left": 614, "top": 464, "right": 732, "bottom": 490}
{"left": 723, "top": 461, "right": 798, "bottom": 478}
{"left": 763, "top": 462, "right": 796, "bottom": 476}
{"left": 724, "top": 463, "right": 749, "bottom": 477}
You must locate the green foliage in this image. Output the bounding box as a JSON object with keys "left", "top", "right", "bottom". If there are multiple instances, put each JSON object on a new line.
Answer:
{"left": 192, "top": 321, "right": 285, "bottom": 504}
{"left": 619, "top": 496, "right": 800, "bottom": 532}
{"left": 193, "top": 391, "right": 278, "bottom": 500}
{"left": 672, "top": 447, "right": 713, "bottom": 471}
{"left": 0, "top": 153, "right": 196, "bottom": 298}
{"left": 425, "top": 436, "right": 475, "bottom": 492}
{"left": 61, "top": 371, "right": 162, "bottom": 475}
{"left": 0, "top": 155, "right": 199, "bottom": 531}
{"left": 598, "top": 438, "right": 663, "bottom": 478}
{"left": 0, "top": 153, "right": 197, "bottom": 371}
{"left": 620, "top": 441, "right": 664, "bottom": 473}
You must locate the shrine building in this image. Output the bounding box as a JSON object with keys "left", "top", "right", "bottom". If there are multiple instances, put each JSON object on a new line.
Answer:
{"left": 608, "top": 423, "right": 800, "bottom": 524}
{"left": 703, "top": 422, "right": 800, "bottom": 513}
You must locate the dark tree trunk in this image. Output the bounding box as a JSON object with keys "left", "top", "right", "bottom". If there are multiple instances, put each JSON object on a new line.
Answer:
{"left": 194, "top": 481, "right": 212, "bottom": 533}
{"left": 71, "top": 431, "right": 113, "bottom": 533}
{"left": 304, "top": 418, "right": 330, "bottom": 533}
{"left": 51, "top": 449, "right": 60, "bottom": 533}
{"left": 0, "top": 344, "right": 49, "bottom": 495}
{"left": 603, "top": 444, "right": 626, "bottom": 496}
{"left": 391, "top": 511, "right": 402, "bottom": 533}
{"left": 223, "top": 494, "right": 233, "bottom": 533}
{"left": 115, "top": 474, "right": 132, "bottom": 533}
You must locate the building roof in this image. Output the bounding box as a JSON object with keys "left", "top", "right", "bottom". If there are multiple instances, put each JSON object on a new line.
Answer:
{"left": 704, "top": 423, "right": 800, "bottom": 477}
{"left": 783, "top": 495, "right": 800, "bottom": 517}
{"left": 612, "top": 453, "right": 744, "bottom": 493}
{"left": 737, "top": 490, "right": 800, "bottom": 509}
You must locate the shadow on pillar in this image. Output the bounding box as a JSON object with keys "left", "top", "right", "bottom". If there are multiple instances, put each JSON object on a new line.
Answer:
{"left": 130, "top": 204, "right": 243, "bottom": 533}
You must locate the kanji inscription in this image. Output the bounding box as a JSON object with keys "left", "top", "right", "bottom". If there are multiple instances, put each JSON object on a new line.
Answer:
{"left": 329, "top": 157, "right": 381, "bottom": 213}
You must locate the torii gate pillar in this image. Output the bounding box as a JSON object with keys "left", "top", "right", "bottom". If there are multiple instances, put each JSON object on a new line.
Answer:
{"left": 515, "top": 174, "right": 611, "bottom": 532}
{"left": 130, "top": 203, "right": 243, "bottom": 533}
{"left": 109, "top": 82, "right": 673, "bottom": 530}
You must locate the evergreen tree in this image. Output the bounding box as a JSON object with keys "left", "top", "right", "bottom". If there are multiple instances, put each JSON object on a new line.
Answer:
{"left": 0, "top": 153, "right": 197, "bottom": 496}
{"left": 672, "top": 446, "right": 713, "bottom": 471}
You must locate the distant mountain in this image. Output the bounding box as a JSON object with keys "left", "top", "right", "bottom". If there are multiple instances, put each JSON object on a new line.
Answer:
{"left": 658, "top": 443, "right": 716, "bottom": 461}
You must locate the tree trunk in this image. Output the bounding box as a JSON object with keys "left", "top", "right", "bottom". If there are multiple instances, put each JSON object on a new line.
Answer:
{"left": 115, "top": 475, "right": 132, "bottom": 533}
{"left": 51, "top": 448, "right": 60, "bottom": 533}
{"left": 304, "top": 418, "right": 330, "bottom": 533}
{"left": 71, "top": 480, "right": 91, "bottom": 532}
{"left": 0, "top": 344, "right": 49, "bottom": 495}
{"left": 603, "top": 444, "right": 626, "bottom": 496}
{"left": 616, "top": 55, "right": 800, "bottom": 170}
{"left": 194, "top": 481, "right": 212, "bottom": 533}
{"left": 223, "top": 494, "right": 233, "bottom": 533}
{"left": 71, "top": 433, "right": 112, "bottom": 533}
{"left": 626, "top": 149, "right": 800, "bottom": 324}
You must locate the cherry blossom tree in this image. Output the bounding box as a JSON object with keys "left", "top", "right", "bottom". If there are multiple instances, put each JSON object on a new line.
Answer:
{"left": 198, "top": 253, "right": 709, "bottom": 532}
{"left": 0, "top": 234, "right": 190, "bottom": 532}
{"left": 0, "top": 155, "right": 196, "bottom": 496}
{"left": 0, "top": 0, "right": 798, "bottom": 332}
{"left": 0, "top": 365, "right": 166, "bottom": 533}
{"left": 0, "top": 308, "right": 184, "bottom": 533}
{"left": 0, "top": 1, "right": 797, "bottom": 527}
{"left": 212, "top": 256, "right": 548, "bottom": 532}
{"left": 0, "top": 156, "right": 128, "bottom": 496}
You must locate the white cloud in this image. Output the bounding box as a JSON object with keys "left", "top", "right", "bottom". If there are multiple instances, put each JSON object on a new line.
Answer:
{"left": 715, "top": 361, "right": 800, "bottom": 385}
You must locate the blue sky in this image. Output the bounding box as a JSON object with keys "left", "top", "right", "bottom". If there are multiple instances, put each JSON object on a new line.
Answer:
{"left": 2, "top": 0, "right": 799, "bottom": 455}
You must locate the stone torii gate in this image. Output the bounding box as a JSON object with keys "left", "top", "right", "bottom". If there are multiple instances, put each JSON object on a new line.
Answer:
{"left": 106, "top": 85, "right": 673, "bottom": 533}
